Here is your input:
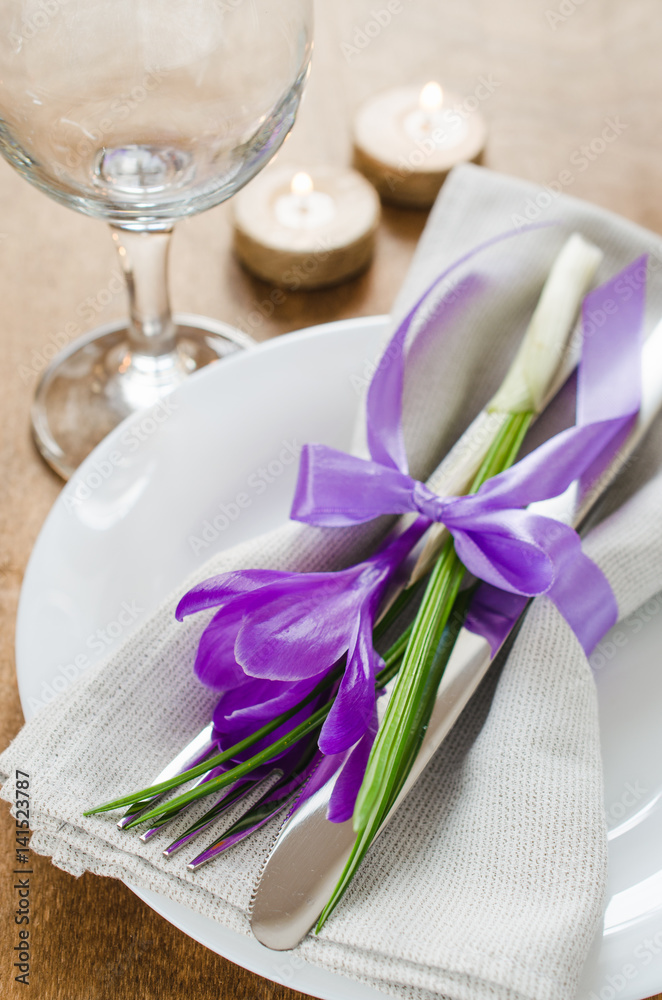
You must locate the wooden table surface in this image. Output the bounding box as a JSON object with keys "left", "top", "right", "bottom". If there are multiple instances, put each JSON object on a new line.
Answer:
{"left": 1, "top": 1, "right": 661, "bottom": 997}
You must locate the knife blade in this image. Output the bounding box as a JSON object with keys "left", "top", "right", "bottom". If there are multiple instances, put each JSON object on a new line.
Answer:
{"left": 250, "top": 317, "right": 662, "bottom": 950}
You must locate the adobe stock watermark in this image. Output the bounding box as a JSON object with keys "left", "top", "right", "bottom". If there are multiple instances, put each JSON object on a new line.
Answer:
{"left": 351, "top": 330, "right": 407, "bottom": 395}
{"left": 17, "top": 268, "right": 125, "bottom": 385}
{"left": 587, "top": 928, "right": 662, "bottom": 1000}
{"left": 271, "top": 949, "right": 308, "bottom": 987}
{"left": 511, "top": 116, "right": 628, "bottom": 228}
{"left": 188, "top": 440, "right": 301, "bottom": 555}
{"left": 57, "top": 68, "right": 168, "bottom": 172}
{"left": 564, "top": 250, "right": 657, "bottom": 365}
{"left": 349, "top": 272, "right": 473, "bottom": 396}
{"left": 383, "top": 75, "right": 500, "bottom": 197}
{"left": 9, "top": 0, "right": 72, "bottom": 47}
{"left": 605, "top": 780, "right": 647, "bottom": 830}
{"left": 63, "top": 396, "right": 180, "bottom": 513}
{"left": 26, "top": 600, "right": 145, "bottom": 713}
{"left": 545, "top": 0, "right": 588, "bottom": 30}
{"left": 341, "top": 0, "right": 413, "bottom": 63}
{"left": 589, "top": 593, "right": 662, "bottom": 671}
{"left": 234, "top": 287, "right": 287, "bottom": 339}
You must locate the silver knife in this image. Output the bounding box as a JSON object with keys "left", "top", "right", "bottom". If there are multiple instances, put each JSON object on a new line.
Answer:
{"left": 250, "top": 318, "right": 662, "bottom": 950}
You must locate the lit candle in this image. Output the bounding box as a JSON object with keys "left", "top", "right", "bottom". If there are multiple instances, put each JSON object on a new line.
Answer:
{"left": 233, "top": 165, "right": 380, "bottom": 290}
{"left": 353, "top": 81, "right": 487, "bottom": 209}
{"left": 273, "top": 171, "right": 337, "bottom": 230}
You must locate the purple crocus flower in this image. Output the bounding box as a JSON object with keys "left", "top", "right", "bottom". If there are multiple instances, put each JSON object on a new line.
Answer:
{"left": 176, "top": 518, "right": 427, "bottom": 760}
{"left": 298, "top": 705, "right": 381, "bottom": 823}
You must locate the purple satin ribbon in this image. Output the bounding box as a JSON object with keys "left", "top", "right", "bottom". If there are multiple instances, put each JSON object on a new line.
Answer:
{"left": 291, "top": 251, "right": 647, "bottom": 656}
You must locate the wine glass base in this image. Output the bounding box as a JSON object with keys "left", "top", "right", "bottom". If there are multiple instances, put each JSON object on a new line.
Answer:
{"left": 31, "top": 314, "right": 256, "bottom": 480}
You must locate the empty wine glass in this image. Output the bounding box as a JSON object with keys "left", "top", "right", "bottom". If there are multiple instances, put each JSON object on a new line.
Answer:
{"left": 0, "top": 0, "right": 313, "bottom": 478}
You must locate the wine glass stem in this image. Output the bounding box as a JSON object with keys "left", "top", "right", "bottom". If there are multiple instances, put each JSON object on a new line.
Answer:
{"left": 110, "top": 225, "right": 176, "bottom": 358}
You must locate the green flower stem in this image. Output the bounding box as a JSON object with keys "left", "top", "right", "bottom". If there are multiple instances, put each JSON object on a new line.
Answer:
{"left": 192, "top": 736, "right": 321, "bottom": 853}
{"left": 372, "top": 574, "right": 427, "bottom": 643}
{"left": 318, "top": 410, "right": 533, "bottom": 930}
{"left": 316, "top": 593, "right": 471, "bottom": 932}
{"left": 121, "top": 704, "right": 333, "bottom": 828}
{"left": 117, "top": 628, "right": 415, "bottom": 831}
{"left": 86, "top": 671, "right": 342, "bottom": 817}
{"left": 352, "top": 539, "right": 465, "bottom": 829}
{"left": 353, "top": 410, "right": 532, "bottom": 830}
{"left": 115, "top": 575, "right": 424, "bottom": 822}
{"left": 86, "top": 616, "right": 415, "bottom": 821}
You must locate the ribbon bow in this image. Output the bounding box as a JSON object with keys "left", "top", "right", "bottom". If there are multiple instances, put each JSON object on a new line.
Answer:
{"left": 291, "top": 250, "right": 647, "bottom": 655}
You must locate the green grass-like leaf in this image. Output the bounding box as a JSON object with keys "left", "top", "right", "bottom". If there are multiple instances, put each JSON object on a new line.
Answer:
{"left": 317, "top": 410, "right": 533, "bottom": 930}
{"left": 85, "top": 610, "right": 418, "bottom": 823}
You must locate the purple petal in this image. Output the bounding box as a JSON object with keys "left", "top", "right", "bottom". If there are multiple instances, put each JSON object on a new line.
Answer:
{"left": 234, "top": 572, "right": 364, "bottom": 681}
{"left": 193, "top": 604, "right": 248, "bottom": 690}
{"left": 318, "top": 612, "right": 382, "bottom": 755}
{"left": 465, "top": 583, "right": 528, "bottom": 656}
{"left": 176, "top": 569, "right": 291, "bottom": 620}
{"left": 287, "top": 749, "right": 346, "bottom": 817}
{"left": 213, "top": 696, "right": 325, "bottom": 763}
{"left": 219, "top": 673, "right": 327, "bottom": 728}
{"left": 212, "top": 676, "right": 288, "bottom": 727}
{"left": 327, "top": 706, "right": 379, "bottom": 823}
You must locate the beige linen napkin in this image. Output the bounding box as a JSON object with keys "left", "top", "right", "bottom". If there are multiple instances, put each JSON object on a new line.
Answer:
{"left": 4, "top": 164, "right": 662, "bottom": 1000}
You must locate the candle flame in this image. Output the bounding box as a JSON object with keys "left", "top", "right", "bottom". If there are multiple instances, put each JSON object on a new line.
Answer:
{"left": 419, "top": 81, "right": 443, "bottom": 113}
{"left": 291, "top": 171, "right": 314, "bottom": 197}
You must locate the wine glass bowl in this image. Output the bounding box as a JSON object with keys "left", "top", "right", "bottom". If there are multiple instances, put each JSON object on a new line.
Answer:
{"left": 0, "top": 0, "right": 313, "bottom": 478}
{"left": 1, "top": 1, "right": 313, "bottom": 227}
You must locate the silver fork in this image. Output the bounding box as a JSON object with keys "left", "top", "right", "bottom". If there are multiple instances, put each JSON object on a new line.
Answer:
{"left": 117, "top": 723, "right": 215, "bottom": 829}
{"left": 118, "top": 729, "right": 320, "bottom": 864}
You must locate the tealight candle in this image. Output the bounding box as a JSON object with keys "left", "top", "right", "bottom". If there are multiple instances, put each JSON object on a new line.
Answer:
{"left": 232, "top": 165, "right": 381, "bottom": 290}
{"left": 353, "top": 81, "right": 487, "bottom": 209}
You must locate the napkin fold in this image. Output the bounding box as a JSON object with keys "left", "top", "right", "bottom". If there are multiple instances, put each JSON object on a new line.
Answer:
{"left": 4, "top": 164, "right": 662, "bottom": 1000}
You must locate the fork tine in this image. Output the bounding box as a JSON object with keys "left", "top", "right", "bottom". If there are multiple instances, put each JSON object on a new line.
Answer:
{"left": 139, "top": 763, "right": 228, "bottom": 842}
{"left": 186, "top": 776, "right": 296, "bottom": 871}
{"left": 186, "top": 738, "right": 323, "bottom": 870}
{"left": 162, "top": 775, "right": 270, "bottom": 857}
{"left": 185, "top": 748, "right": 321, "bottom": 872}
{"left": 117, "top": 723, "right": 215, "bottom": 829}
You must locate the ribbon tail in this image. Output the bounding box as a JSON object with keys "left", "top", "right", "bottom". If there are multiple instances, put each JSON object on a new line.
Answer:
{"left": 546, "top": 549, "right": 618, "bottom": 656}
{"left": 465, "top": 585, "right": 528, "bottom": 656}
{"left": 469, "top": 255, "right": 646, "bottom": 514}
{"left": 365, "top": 222, "right": 557, "bottom": 472}
{"left": 465, "top": 534, "right": 617, "bottom": 659}
{"left": 465, "top": 551, "right": 616, "bottom": 659}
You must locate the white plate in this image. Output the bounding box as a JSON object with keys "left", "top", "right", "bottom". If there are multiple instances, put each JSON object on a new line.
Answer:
{"left": 16, "top": 316, "right": 662, "bottom": 1000}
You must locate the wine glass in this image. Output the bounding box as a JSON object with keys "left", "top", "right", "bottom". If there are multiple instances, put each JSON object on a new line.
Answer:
{"left": 0, "top": 0, "right": 313, "bottom": 478}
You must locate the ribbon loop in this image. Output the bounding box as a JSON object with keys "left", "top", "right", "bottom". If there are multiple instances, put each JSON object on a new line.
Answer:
{"left": 290, "top": 250, "right": 648, "bottom": 655}
{"left": 293, "top": 445, "right": 424, "bottom": 527}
